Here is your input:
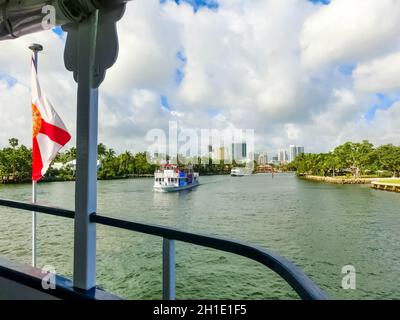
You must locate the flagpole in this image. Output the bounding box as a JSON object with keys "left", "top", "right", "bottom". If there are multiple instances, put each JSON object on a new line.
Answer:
{"left": 29, "top": 43, "right": 43, "bottom": 268}
{"left": 32, "top": 180, "right": 37, "bottom": 267}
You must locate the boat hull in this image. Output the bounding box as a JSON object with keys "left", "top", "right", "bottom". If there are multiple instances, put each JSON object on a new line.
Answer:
{"left": 231, "top": 173, "right": 251, "bottom": 177}
{"left": 153, "top": 181, "right": 200, "bottom": 193}
{"left": 230, "top": 167, "right": 253, "bottom": 177}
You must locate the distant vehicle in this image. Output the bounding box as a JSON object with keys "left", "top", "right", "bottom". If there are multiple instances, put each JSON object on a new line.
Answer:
{"left": 154, "top": 164, "right": 200, "bottom": 192}
{"left": 231, "top": 167, "right": 253, "bottom": 177}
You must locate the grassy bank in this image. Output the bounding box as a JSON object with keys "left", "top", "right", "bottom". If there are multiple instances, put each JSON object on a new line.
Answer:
{"left": 300, "top": 175, "right": 376, "bottom": 184}
{"left": 376, "top": 179, "right": 400, "bottom": 185}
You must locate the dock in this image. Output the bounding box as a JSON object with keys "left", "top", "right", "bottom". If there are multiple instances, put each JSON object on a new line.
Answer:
{"left": 371, "top": 181, "right": 400, "bottom": 193}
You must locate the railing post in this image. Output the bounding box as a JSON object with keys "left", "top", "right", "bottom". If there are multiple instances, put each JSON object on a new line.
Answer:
{"left": 162, "top": 238, "right": 176, "bottom": 300}
{"left": 72, "top": 11, "right": 99, "bottom": 291}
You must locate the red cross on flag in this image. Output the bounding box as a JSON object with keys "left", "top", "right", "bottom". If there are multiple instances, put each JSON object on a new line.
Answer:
{"left": 31, "top": 54, "right": 71, "bottom": 182}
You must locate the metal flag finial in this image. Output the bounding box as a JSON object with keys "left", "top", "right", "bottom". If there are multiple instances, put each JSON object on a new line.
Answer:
{"left": 29, "top": 43, "right": 44, "bottom": 53}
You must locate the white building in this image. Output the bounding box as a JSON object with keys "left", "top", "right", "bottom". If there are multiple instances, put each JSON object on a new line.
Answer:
{"left": 278, "top": 149, "right": 288, "bottom": 163}
{"left": 258, "top": 152, "right": 268, "bottom": 165}
{"left": 232, "top": 142, "right": 247, "bottom": 163}
{"left": 52, "top": 159, "right": 102, "bottom": 172}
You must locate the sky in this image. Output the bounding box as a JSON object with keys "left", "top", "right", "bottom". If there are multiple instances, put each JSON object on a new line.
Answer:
{"left": 0, "top": 0, "right": 400, "bottom": 155}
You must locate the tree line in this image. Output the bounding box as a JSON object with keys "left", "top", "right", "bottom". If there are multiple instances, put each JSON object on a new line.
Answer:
{"left": 0, "top": 139, "right": 159, "bottom": 183}
{"left": 0, "top": 139, "right": 234, "bottom": 183}
{"left": 50, "top": 143, "right": 159, "bottom": 180}
{"left": 288, "top": 141, "right": 400, "bottom": 178}
{"left": 0, "top": 138, "right": 32, "bottom": 183}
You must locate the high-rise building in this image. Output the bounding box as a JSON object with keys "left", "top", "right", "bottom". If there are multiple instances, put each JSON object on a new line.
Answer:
{"left": 289, "top": 145, "right": 305, "bottom": 162}
{"left": 214, "top": 147, "right": 226, "bottom": 161}
{"left": 232, "top": 142, "right": 247, "bottom": 162}
{"left": 278, "top": 149, "right": 288, "bottom": 163}
{"left": 271, "top": 155, "right": 279, "bottom": 165}
{"left": 253, "top": 153, "right": 260, "bottom": 162}
{"left": 258, "top": 152, "right": 268, "bottom": 165}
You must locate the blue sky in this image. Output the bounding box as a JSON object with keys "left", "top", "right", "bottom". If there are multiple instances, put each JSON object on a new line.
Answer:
{"left": 309, "top": 0, "right": 330, "bottom": 4}
{"left": 161, "top": 0, "right": 331, "bottom": 9}
{"left": 161, "top": 95, "right": 171, "bottom": 110}
{"left": 338, "top": 64, "right": 356, "bottom": 76}
{"left": 0, "top": 73, "right": 17, "bottom": 87}
{"left": 160, "top": 0, "right": 218, "bottom": 11}
{"left": 175, "top": 51, "right": 186, "bottom": 84}
{"left": 365, "top": 93, "right": 400, "bottom": 122}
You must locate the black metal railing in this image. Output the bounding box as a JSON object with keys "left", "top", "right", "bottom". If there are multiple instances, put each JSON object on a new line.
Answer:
{"left": 0, "top": 198, "right": 328, "bottom": 300}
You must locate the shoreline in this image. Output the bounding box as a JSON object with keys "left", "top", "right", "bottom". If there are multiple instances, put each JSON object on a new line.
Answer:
{"left": 299, "top": 175, "right": 376, "bottom": 185}
{"left": 300, "top": 175, "right": 400, "bottom": 193}
{"left": 371, "top": 181, "right": 400, "bottom": 193}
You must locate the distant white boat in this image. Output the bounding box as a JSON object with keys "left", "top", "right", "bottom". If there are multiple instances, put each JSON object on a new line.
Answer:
{"left": 231, "top": 167, "right": 253, "bottom": 177}
{"left": 154, "top": 164, "right": 200, "bottom": 192}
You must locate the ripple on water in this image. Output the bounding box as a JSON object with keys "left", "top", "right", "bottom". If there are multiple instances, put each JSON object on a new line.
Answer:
{"left": 1, "top": 174, "right": 400, "bottom": 299}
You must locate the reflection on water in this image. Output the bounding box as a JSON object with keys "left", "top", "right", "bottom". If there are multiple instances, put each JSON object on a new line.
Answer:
{"left": 1, "top": 173, "right": 400, "bottom": 299}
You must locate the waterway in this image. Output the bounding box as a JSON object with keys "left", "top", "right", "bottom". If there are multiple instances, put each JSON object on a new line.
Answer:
{"left": 0, "top": 173, "right": 399, "bottom": 299}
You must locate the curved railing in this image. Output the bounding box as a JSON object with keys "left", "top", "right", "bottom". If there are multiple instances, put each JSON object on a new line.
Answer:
{"left": 0, "top": 198, "right": 328, "bottom": 300}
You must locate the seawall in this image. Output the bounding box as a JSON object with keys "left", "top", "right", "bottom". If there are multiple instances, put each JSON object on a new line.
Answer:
{"left": 300, "top": 175, "right": 375, "bottom": 185}
{"left": 371, "top": 181, "right": 400, "bottom": 193}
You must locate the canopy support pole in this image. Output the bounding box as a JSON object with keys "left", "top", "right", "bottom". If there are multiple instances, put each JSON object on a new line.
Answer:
{"left": 73, "top": 11, "right": 99, "bottom": 291}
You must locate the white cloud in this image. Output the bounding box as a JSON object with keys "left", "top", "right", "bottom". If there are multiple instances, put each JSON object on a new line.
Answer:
{"left": 102, "top": 0, "right": 182, "bottom": 95}
{"left": 0, "top": 0, "right": 399, "bottom": 155}
{"left": 354, "top": 52, "right": 400, "bottom": 93}
{"left": 301, "top": 0, "right": 400, "bottom": 69}
{"left": 285, "top": 123, "right": 300, "bottom": 140}
{"left": 0, "top": 80, "right": 31, "bottom": 145}
{"left": 370, "top": 101, "right": 400, "bottom": 145}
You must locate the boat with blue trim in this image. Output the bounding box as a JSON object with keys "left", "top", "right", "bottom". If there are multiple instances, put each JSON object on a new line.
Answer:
{"left": 154, "top": 164, "right": 200, "bottom": 192}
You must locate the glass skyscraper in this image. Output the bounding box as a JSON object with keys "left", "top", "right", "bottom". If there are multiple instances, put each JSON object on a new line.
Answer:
{"left": 289, "top": 145, "right": 305, "bottom": 162}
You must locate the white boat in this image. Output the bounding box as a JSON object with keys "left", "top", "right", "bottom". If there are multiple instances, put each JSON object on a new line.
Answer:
{"left": 154, "top": 164, "right": 200, "bottom": 192}
{"left": 231, "top": 167, "right": 253, "bottom": 177}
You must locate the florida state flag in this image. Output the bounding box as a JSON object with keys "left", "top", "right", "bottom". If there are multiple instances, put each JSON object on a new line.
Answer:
{"left": 31, "top": 54, "right": 71, "bottom": 181}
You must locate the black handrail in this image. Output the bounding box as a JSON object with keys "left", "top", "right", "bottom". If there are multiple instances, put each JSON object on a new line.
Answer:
{"left": 0, "top": 199, "right": 75, "bottom": 219}
{"left": 0, "top": 198, "right": 328, "bottom": 300}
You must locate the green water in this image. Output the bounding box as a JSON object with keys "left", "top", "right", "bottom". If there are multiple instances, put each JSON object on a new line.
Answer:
{"left": 1, "top": 173, "right": 399, "bottom": 299}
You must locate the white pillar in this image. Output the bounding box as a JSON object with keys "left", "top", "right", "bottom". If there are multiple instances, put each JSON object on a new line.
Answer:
{"left": 73, "top": 11, "right": 99, "bottom": 291}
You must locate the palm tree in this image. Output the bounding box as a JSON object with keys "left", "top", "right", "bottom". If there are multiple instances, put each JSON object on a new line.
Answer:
{"left": 9, "top": 138, "right": 18, "bottom": 149}
{"left": 98, "top": 143, "right": 107, "bottom": 159}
